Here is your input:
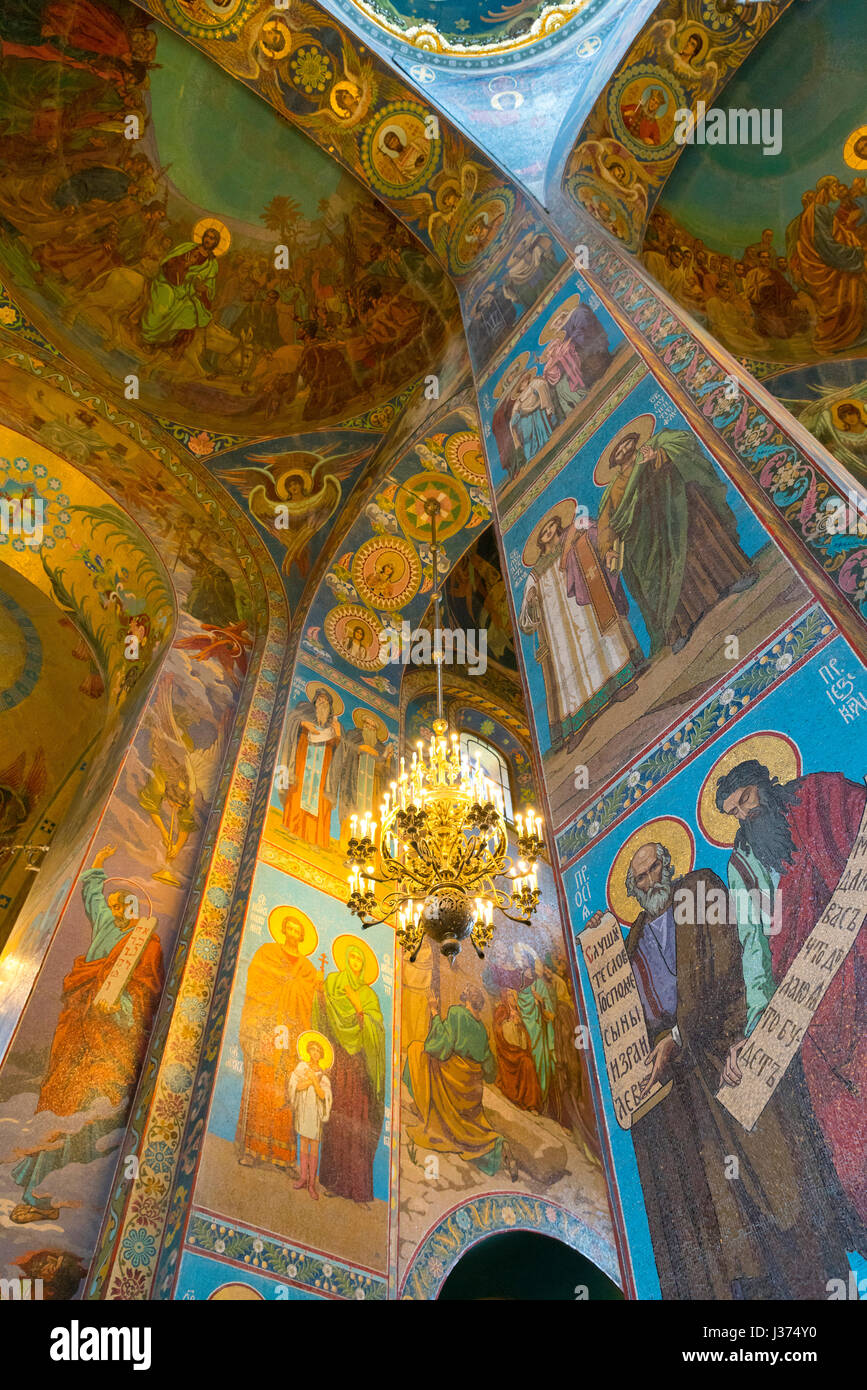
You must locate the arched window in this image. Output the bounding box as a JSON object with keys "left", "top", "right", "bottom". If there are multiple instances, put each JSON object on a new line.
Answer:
{"left": 459, "top": 731, "right": 513, "bottom": 822}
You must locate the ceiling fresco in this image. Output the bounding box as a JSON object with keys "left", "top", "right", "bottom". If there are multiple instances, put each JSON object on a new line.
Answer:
{"left": 638, "top": 0, "right": 867, "bottom": 484}
{"left": 559, "top": 0, "right": 796, "bottom": 251}
{"left": 0, "top": 0, "right": 459, "bottom": 435}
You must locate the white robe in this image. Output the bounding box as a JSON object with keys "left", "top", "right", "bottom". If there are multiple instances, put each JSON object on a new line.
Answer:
{"left": 287, "top": 1062, "right": 333, "bottom": 1141}
{"left": 519, "top": 545, "right": 631, "bottom": 731}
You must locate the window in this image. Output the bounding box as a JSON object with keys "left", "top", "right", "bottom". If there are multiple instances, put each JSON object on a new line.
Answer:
{"left": 459, "top": 731, "right": 513, "bottom": 822}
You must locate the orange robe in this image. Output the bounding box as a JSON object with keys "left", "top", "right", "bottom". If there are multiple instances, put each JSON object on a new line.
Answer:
{"left": 236, "top": 944, "right": 319, "bottom": 1166}
{"left": 796, "top": 196, "right": 865, "bottom": 352}
{"left": 282, "top": 726, "right": 337, "bottom": 848}
{"left": 36, "top": 932, "right": 164, "bottom": 1117}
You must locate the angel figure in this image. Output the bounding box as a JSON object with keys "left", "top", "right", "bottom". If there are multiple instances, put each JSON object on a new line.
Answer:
{"left": 220, "top": 446, "right": 370, "bottom": 579}
{"left": 138, "top": 679, "right": 227, "bottom": 878}
{"left": 794, "top": 384, "right": 867, "bottom": 486}
{"left": 628, "top": 14, "right": 720, "bottom": 99}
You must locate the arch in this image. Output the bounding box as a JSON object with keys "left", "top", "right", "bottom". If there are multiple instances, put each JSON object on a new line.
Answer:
{"left": 438, "top": 1228, "right": 622, "bottom": 1300}
{"left": 400, "top": 1192, "right": 621, "bottom": 1299}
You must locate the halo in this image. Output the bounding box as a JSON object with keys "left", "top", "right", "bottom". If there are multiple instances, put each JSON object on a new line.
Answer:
{"left": 331, "top": 932, "right": 379, "bottom": 984}
{"left": 832, "top": 398, "right": 867, "bottom": 430}
{"left": 330, "top": 80, "right": 361, "bottom": 120}
{"left": 208, "top": 1283, "right": 264, "bottom": 1301}
{"left": 444, "top": 430, "right": 486, "bottom": 484}
{"left": 606, "top": 816, "right": 695, "bottom": 926}
{"left": 538, "top": 295, "right": 585, "bottom": 347}
{"left": 351, "top": 535, "right": 421, "bottom": 612}
{"left": 297, "top": 1029, "right": 334, "bottom": 1069}
{"left": 192, "top": 217, "right": 231, "bottom": 256}
{"left": 267, "top": 905, "right": 319, "bottom": 955}
{"left": 352, "top": 706, "right": 389, "bottom": 743}
{"left": 492, "top": 351, "right": 530, "bottom": 401}
{"left": 522, "top": 498, "right": 577, "bottom": 566}
{"left": 844, "top": 124, "right": 867, "bottom": 171}
{"left": 324, "top": 605, "right": 383, "bottom": 670}
{"left": 304, "top": 680, "right": 344, "bottom": 717}
{"left": 593, "top": 415, "right": 657, "bottom": 487}
{"left": 103, "top": 878, "right": 153, "bottom": 918}
{"left": 697, "top": 731, "right": 802, "bottom": 848}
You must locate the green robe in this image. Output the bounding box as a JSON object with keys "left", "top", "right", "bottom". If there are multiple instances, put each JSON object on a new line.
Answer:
{"left": 600, "top": 429, "right": 742, "bottom": 655}
{"left": 141, "top": 242, "right": 218, "bottom": 345}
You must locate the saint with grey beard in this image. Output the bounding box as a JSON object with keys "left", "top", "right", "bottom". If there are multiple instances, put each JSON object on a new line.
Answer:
{"left": 588, "top": 838, "right": 857, "bottom": 1299}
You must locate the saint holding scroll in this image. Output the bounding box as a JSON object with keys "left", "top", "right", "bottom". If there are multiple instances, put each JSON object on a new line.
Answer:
{"left": 584, "top": 816, "right": 858, "bottom": 1299}
{"left": 706, "top": 738, "right": 867, "bottom": 1225}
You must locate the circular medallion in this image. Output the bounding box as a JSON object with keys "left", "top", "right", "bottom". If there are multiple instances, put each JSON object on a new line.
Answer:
{"left": 289, "top": 44, "right": 334, "bottom": 96}
{"left": 445, "top": 431, "right": 487, "bottom": 486}
{"left": 608, "top": 65, "right": 686, "bottom": 163}
{"left": 163, "top": 0, "right": 256, "bottom": 40}
{"left": 449, "top": 188, "right": 514, "bottom": 276}
{"left": 361, "top": 102, "right": 441, "bottom": 199}
{"left": 351, "top": 535, "right": 421, "bottom": 612}
{"left": 394, "top": 471, "right": 471, "bottom": 542}
{"left": 325, "top": 604, "right": 383, "bottom": 669}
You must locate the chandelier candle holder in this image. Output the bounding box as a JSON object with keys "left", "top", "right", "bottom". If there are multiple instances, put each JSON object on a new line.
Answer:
{"left": 345, "top": 495, "right": 546, "bottom": 964}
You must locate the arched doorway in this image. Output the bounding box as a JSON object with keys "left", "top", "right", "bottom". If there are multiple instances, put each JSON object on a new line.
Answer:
{"left": 437, "top": 1231, "right": 623, "bottom": 1300}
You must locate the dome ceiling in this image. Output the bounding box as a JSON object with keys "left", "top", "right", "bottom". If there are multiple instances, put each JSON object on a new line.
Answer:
{"left": 0, "top": 3, "right": 459, "bottom": 436}
{"left": 340, "top": 0, "right": 587, "bottom": 57}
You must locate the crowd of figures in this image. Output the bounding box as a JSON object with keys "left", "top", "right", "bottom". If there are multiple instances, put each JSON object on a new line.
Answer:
{"left": 643, "top": 172, "right": 867, "bottom": 361}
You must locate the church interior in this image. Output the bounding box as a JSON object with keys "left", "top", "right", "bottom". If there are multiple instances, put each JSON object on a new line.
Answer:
{"left": 0, "top": 0, "right": 865, "bottom": 1314}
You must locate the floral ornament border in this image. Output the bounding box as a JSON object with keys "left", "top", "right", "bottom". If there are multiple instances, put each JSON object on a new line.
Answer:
{"left": 88, "top": 605, "right": 289, "bottom": 1300}
{"left": 0, "top": 356, "right": 298, "bottom": 1301}
{"left": 556, "top": 604, "right": 834, "bottom": 864}
{"left": 583, "top": 242, "right": 867, "bottom": 625}
{"left": 400, "top": 1192, "right": 620, "bottom": 1299}
{"left": 184, "top": 1211, "right": 386, "bottom": 1301}
{"left": 0, "top": 283, "right": 60, "bottom": 359}
{"left": 0, "top": 346, "right": 290, "bottom": 1302}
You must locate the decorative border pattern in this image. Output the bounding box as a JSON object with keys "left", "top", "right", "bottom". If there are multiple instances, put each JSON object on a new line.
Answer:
{"left": 400, "top": 1192, "right": 620, "bottom": 1298}
{"left": 583, "top": 242, "right": 867, "bottom": 625}
{"left": 556, "top": 603, "right": 833, "bottom": 863}
{"left": 0, "top": 586, "right": 43, "bottom": 711}
{"left": 185, "top": 1211, "right": 387, "bottom": 1300}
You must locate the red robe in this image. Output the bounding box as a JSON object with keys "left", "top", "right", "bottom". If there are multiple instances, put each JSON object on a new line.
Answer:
{"left": 773, "top": 772, "right": 867, "bottom": 1223}
{"left": 493, "top": 1003, "right": 542, "bottom": 1111}
{"left": 36, "top": 931, "right": 164, "bottom": 1117}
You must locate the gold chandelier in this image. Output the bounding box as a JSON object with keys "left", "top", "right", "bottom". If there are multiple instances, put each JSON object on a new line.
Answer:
{"left": 345, "top": 499, "right": 545, "bottom": 963}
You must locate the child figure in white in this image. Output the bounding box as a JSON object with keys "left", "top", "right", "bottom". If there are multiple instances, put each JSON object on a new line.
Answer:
{"left": 288, "top": 1033, "right": 333, "bottom": 1200}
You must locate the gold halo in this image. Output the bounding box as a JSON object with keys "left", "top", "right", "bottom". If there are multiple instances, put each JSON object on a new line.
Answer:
{"left": 192, "top": 216, "right": 231, "bottom": 256}
{"left": 697, "top": 732, "right": 802, "bottom": 848}
{"left": 522, "top": 498, "right": 576, "bottom": 566}
{"left": 330, "top": 80, "right": 361, "bottom": 120}
{"left": 304, "top": 680, "right": 345, "bottom": 717}
{"left": 297, "top": 1029, "right": 334, "bottom": 1069}
{"left": 331, "top": 932, "right": 379, "bottom": 984}
{"left": 444, "top": 430, "right": 487, "bottom": 484}
{"left": 208, "top": 1283, "right": 264, "bottom": 1301}
{"left": 538, "top": 295, "right": 586, "bottom": 347}
{"left": 351, "top": 535, "right": 421, "bottom": 612}
{"left": 351, "top": 706, "right": 389, "bottom": 743}
{"left": 324, "top": 604, "right": 383, "bottom": 670}
{"left": 832, "top": 398, "right": 867, "bottom": 429}
{"left": 844, "top": 124, "right": 867, "bottom": 170}
{"left": 594, "top": 414, "right": 657, "bottom": 486}
{"left": 267, "top": 905, "right": 319, "bottom": 955}
{"left": 607, "top": 816, "right": 695, "bottom": 926}
{"left": 492, "top": 351, "right": 530, "bottom": 401}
